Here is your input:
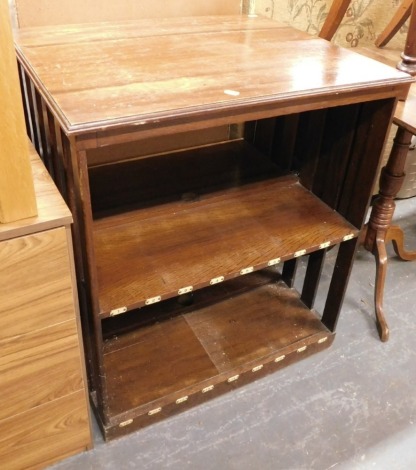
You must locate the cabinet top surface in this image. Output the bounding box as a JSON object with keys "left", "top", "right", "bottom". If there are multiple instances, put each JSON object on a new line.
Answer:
{"left": 14, "top": 15, "right": 413, "bottom": 135}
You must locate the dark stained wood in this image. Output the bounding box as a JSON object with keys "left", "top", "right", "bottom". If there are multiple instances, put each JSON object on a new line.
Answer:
{"left": 14, "top": 15, "right": 412, "bottom": 440}
{"left": 94, "top": 174, "right": 358, "bottom": 315}
{"left": 14, "top": 16, "right": 411, "bottom": 137}
{"left": 321, "top": 237, "right": 359, "bottom": 332}
{"left": 89, "top": 140, "right": 280, "bottom": 215}
{"left": 296, "top": 110, "right": 327, "bottom": 189}
{"left": 337, "top": 99, "right": 398, "bottom": 227}
{"left": 281, "top": 259, "right": 299, "bottom": 289}
{"left": 100, "top": 272, "right": 333, "bottom": 438}
{"left": 301, "top": 249, "right": 327, "bottom": 309}
{"left": 310, "top": 104, "right": 359, "bottom": 209}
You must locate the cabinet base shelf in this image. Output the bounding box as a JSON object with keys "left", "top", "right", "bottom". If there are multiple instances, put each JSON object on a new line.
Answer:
{"left": 94, "top": 270, "right": 334, "bottom": 440}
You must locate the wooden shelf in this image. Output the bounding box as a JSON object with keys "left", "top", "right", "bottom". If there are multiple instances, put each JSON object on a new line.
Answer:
{"left": 93, "top": 173, "right": 358, "bottom": 316}
{"left": 97, "top": 270, "right": 333, "bottom": 439}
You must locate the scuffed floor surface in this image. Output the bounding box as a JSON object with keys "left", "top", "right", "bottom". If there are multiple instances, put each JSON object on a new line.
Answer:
{"left": 49, "top": 197, "right": 416, "bottom": 470}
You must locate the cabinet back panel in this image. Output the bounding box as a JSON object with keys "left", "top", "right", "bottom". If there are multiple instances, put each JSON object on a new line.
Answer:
{"left": 89, "top": 140, "right": 282, "bottom": 217}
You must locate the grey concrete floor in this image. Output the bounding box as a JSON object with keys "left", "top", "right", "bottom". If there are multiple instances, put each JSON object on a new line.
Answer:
{"left": 50, "top": 197, "right": 416, "bottom": 470}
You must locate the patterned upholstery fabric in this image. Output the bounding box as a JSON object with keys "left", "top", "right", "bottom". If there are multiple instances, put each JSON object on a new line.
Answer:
{"left": 255, "top": 0, "right": 407, "bottom": 49}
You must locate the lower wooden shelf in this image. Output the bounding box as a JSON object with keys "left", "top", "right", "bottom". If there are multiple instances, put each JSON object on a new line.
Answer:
{"left": 95, "top": 269, "right": 333, "bottom": 440}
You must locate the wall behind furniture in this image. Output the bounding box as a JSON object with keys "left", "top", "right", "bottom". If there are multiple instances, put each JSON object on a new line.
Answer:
{"left": 10, "top": 0, "right": 242, "bottom": 27}
{"left": 255, "top": 0, "right": 407, "bottom": 49}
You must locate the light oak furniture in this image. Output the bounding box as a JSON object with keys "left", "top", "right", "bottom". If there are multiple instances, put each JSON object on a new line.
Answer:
{"left": 0, "top": 0, "right": 36, "bottom": 223}
{"left": 320, "top": 0, "right": 416, "bottom": 341}
{"left": 1, "top": 1, "right": 91, "bottom": 466}
{"left": 0, "top": 144, "right": 92, "bottom": 469}
{"left": 14, "top": 15, "right": 412, "bottom": 440}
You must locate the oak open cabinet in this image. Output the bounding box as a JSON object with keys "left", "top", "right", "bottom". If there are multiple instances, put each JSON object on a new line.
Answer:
{"left": 14, "top": 16, "right": 412, "bottom": 440}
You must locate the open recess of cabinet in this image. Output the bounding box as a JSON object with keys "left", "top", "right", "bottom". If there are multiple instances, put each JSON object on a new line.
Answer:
{"left": 14, "top": 15, "right": 413, "bottom": 440}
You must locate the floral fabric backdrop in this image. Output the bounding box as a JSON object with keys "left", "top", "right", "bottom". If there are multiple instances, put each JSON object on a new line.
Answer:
{"left": 254, "top": 0, "right": 407, "bottom": 49}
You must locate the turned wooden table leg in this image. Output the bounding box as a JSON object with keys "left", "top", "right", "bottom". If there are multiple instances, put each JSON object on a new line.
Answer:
{"left": 363, "top": 126, "right": 415, "bottom": 341}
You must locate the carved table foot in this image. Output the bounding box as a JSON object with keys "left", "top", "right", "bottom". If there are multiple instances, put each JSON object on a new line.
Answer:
{"left": 360, "top": 225, "right": 389, "bottom": 341}
{"left": 361, "top": 126, "right": 415, "bottom": 341}
{"left": 373, "top": 232, "right": 390, "bottom": 342}
{"left": 386, "top": 224, "right": 416, "bottom": 260}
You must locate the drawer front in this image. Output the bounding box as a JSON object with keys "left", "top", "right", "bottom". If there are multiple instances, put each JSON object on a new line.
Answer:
{"left": 0, "top": 227, "right": 76, "bottom": 341}
{"left": 0, "top": 319, "right": 85, "bottom": 420}
{"left": 0, "top": 390, "right": 90, "bottom": 470}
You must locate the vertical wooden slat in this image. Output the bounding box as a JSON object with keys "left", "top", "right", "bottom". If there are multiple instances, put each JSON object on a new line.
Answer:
{"left": 23, "top": 74, "right": 41, "bottom": 152}
{"left": 321, "top": 238, "right": 358, "bottom": 331}
{"left": 301, "top": 249, "right": 327, "bottom": 309}
{"left": 296, "top": 109, "right": 327, "bottom": 190}
{"left": 281, "top": 258, "right": 299, "bottom": 288}
{"left": 53, "top": 121, "right": 69, "bottom": 200}
{"left": 34, "top": 90, "right": 49, "bottom": 161}
{"left": 38, "top": 98, "right": 56, "bottom": 178}
{"left": 17, "top": 62, "right": 32, "bottom": 139}
{"left": 337, "top": 99, "right": 397, "bottom": 227}
{"left": 270, "top": 114, "right": 301, "bottom": 170}
{"left": 0, "top": 0, "right": 37, "bottom": 223}
{"left": 311, "top": 104, "right": 360, "bottom": 210}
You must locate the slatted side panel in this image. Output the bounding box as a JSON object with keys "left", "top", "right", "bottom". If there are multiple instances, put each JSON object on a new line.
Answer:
{"left": 17, "top": 65, "right": 70, "bottom": 201}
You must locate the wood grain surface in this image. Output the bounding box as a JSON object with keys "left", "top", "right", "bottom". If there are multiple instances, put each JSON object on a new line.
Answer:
{"left": 0, "top": 144, "right": 72, "bottom": 241}
{"left": 14, "top": 14, "right": 411, "bottom": 441}
{"left": 94, "top": 173, "right": 357, "bottom": 315}
{"left": 0, "top": 320, "right": 84, "bottom": 420}
{"left": 102, "top": 273, "right": 331, "bottom": 419}
{"left": 0, "top": 390, "right": 90, "bottom": 470}
{"left": 14, "top": 16, "right": 412, "bottom": 135}
{"left": 0, "top": 0, "right": 36, "bottom": 222}
{"left": 0, "top": 227, "right": 75, "bottom": 340}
